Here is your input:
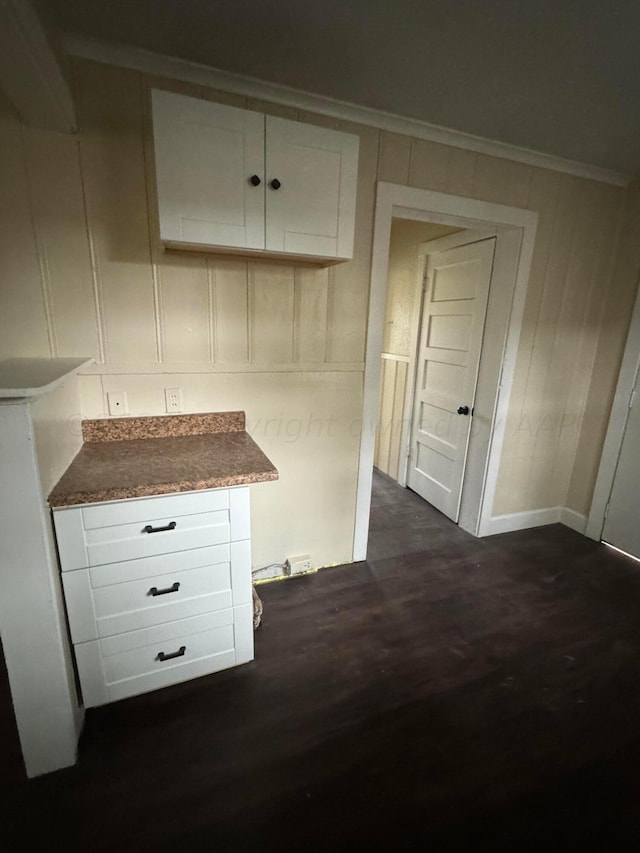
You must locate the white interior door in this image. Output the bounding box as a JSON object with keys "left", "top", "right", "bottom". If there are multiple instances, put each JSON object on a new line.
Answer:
{"left": 152, "top": 90, "right": 265, "bottom": 249}
{"left": 265, "top": 116, "right": 358, "bottom": 258}
{"left": 407, "top": 238, "right": 495, "bottom": 521}
{"left": 601, "top": 368, "right": 640, "bottom": 559}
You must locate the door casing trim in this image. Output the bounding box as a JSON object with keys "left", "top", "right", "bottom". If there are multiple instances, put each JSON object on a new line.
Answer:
{"left": 586, "top": 286, "right": 640, "bottom": 541}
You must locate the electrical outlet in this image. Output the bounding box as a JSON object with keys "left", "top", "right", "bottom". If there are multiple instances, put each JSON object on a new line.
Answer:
{"left": 165, "top": 388, "right": 183, "bottom": 413}
{"left": 107, "top": 391, "right": 127, "bottom": 416}
{"left": 286, "top": 554, "right": 313, "bottom": 575}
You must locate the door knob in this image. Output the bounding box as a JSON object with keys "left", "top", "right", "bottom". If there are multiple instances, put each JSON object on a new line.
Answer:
{"left": 457, "top": 405, "right": 470, "bottom": 415}
{"left": 269, "top": 178, "right": 282, "bottom": 190}
{"left": 249, "top": 174, "right": 261, "bottom": 187}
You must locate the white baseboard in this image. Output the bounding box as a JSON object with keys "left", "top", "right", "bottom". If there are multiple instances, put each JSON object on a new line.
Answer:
{"left": 482, "top": 507, "right": 562, "bottom": 536}
{"left": 482, "top": 505, "right": 589, "bottom": 537}
{"left": 560, "top": 507, "right": 588, "bottom": 535}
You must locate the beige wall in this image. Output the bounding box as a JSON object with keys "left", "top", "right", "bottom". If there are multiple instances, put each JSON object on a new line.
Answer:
{"left": 567, "top": 179, "right": 640, "bottom": 515}
{"left": 1, "top": 57, "right": 638, "bottom": 567}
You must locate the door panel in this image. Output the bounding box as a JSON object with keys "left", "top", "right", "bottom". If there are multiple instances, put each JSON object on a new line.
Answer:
{"left": 602, "top": 369, "right": 640, "bottom": 559}
{"left": 407, "top": 238, "right": 495, "bottom": 521}
{"left": 152, "top": 90, "right": 265, "bottom": 249}
{"left": 265, "top": 116, "right": 358, "bottom": 258}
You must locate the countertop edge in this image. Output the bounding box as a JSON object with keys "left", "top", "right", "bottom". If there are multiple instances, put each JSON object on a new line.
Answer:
{"left": 49, "top": 469, "right": 279, "bottom": 509}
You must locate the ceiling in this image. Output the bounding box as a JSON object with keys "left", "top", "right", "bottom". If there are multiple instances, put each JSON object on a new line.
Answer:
{"left": 44, "top": 0, "right": 640, "bottom": 176}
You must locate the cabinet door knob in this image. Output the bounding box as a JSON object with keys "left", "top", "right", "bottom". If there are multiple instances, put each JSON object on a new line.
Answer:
{"left": 269, "top": 178, "right": 282, "bottom": 190}
{"left": 249, "top": 174, "right": 261, "bottom": 187}
{"left": 457, "top": 405, "right": 470, "bottom": 416}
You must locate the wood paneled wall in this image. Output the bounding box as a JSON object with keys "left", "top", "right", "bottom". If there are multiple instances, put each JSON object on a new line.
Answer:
{"left": 375, "top": 354, "right": 409, "bottom": 480}
{"left": 1, "top": 56, "right": 638, "bottom": 564}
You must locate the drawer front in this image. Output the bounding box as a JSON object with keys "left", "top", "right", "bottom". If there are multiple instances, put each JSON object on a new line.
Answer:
{"left": 93, "top": 562, "right": 233, "bottom": 637}
{"left": 103, "top": 621, "right": 235, "bottom": 684}
{"left": 85, "top": 510, "right": 229, "bottom": 566}
{"left": 74, "top": 607, "right": 253, "bottom": 706}
{"left": 81, "top": 489, "right": 229, "bottom": 529}
{"left": 54, "top": 487, "right": 250, "bottom": 571}
{"left": 62, "top": 543, "right": 251, "bottom": 644}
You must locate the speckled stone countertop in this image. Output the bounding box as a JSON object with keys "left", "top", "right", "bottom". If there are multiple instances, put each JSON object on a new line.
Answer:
{"left": 48, "top": 411, "right": 278, "bottom": 507}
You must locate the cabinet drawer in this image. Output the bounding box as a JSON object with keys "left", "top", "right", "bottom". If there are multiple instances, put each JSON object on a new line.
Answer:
{"left": 85, "top": 509, "right": 229, "bottom": 566}
{"left": 64, "top": 562, "right": 232, "bottom": 642}
{"left": 75, "top": 606, "right": 253, "bottom": 706}
{"left": 53, "top": 486, "right": 250, "bottom": 571}
{"left": 62, "top": 541, "right": 252, "bottom": 643}
{"left": 101, "top": 611, "right": 235, "bottom": 683}
{"left": 95, "top": 566, "right": 232, "bottom": 636}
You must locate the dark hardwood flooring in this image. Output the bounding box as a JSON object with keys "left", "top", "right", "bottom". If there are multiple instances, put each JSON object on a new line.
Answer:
{"left": 4, "top": 471, "right": 640, "bottom": 850}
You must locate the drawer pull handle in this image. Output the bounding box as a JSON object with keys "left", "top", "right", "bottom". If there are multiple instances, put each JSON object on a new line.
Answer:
{"left": 143, "top": 521, "right": 177, "bottom": 534}
{"left": 148, "top": 582, "right": 180, "bottom": 597}
{"left": 156, "top": 645, "right": 186, "bottom": 662}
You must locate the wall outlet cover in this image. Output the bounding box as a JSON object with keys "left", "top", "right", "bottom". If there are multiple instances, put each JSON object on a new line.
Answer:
{"left": 286, "top": 554, "right": 313, "bottom": 575}
{"left": 165, "top": 387, "right": 183, "bottom": 413}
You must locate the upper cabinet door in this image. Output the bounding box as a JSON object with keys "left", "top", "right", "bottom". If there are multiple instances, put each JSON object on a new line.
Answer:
{"left": 152, "top": 90, "right": 265, "bottom": 249}
{"left": 265, "top": 117, "right": 359, "bottom": 259}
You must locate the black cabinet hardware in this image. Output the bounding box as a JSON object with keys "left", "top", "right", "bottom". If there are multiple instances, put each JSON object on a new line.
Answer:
{"left": 457, "top": 405, "right": 470, "bottom": 415}
{"left": 148, "top": 582, "right": 180, "bottom": 597}
{"left": 269, "top": 178, "right": 281, "bottom": 190}
{"left": 249, "top": 174, "right": 261, "bottom": 186}
{"left": 143, "top": 521, "right": 177, "bottom": 534}
{"left": 156, "top": 646, "right": 186, "bottom": 662}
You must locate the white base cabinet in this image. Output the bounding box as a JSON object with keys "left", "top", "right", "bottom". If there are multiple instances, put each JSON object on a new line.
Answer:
{"left": 53, "top": 486, "right": 254, "bottom": 707}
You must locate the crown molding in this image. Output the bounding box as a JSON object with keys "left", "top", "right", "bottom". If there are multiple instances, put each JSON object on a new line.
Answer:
{"left": 64, "top": 33, "right": 631, "bottom": 188}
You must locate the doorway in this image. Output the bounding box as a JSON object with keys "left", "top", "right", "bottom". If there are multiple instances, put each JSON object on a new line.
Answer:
{"left": 354, "top": 182, "right": 538, "bottom": 561}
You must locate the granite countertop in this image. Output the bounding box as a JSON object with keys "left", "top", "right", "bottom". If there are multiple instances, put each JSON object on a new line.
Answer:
{"left": 48, "top": 412, "right": 278, "bottom": 507}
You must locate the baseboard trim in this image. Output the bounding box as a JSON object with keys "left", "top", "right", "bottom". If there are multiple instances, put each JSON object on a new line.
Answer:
{"left": 560, "top": 507, "right": 588, "bottom": 535}
{"left": 483, "top": 507, "right": 562, "bottom": 536}
{"left": 482, "top": 505, "right": 589, "bottom": 537}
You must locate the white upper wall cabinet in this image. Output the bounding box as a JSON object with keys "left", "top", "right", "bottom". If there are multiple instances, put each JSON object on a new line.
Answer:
{"left": 152, "top": 90, "right": 359, "bottom": 262}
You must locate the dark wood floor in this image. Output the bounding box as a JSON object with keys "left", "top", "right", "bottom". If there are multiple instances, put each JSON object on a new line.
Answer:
{"left": 4, "top": 471, "right": 640, "bottom": 850}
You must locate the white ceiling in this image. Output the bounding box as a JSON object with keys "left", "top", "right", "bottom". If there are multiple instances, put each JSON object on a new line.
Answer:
{"left": 44, "top": 0, "right": 640, "bottom": 175}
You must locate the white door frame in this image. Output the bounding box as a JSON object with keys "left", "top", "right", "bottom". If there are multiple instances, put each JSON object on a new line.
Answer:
{"left": 586, "top": 285, "right": 640, "bottom": 541}
{"left": 397, "top": 228, "right": 498, "bottom": 490}
{"left": 353, "top": 182, "right": 538, "bottom": 561}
